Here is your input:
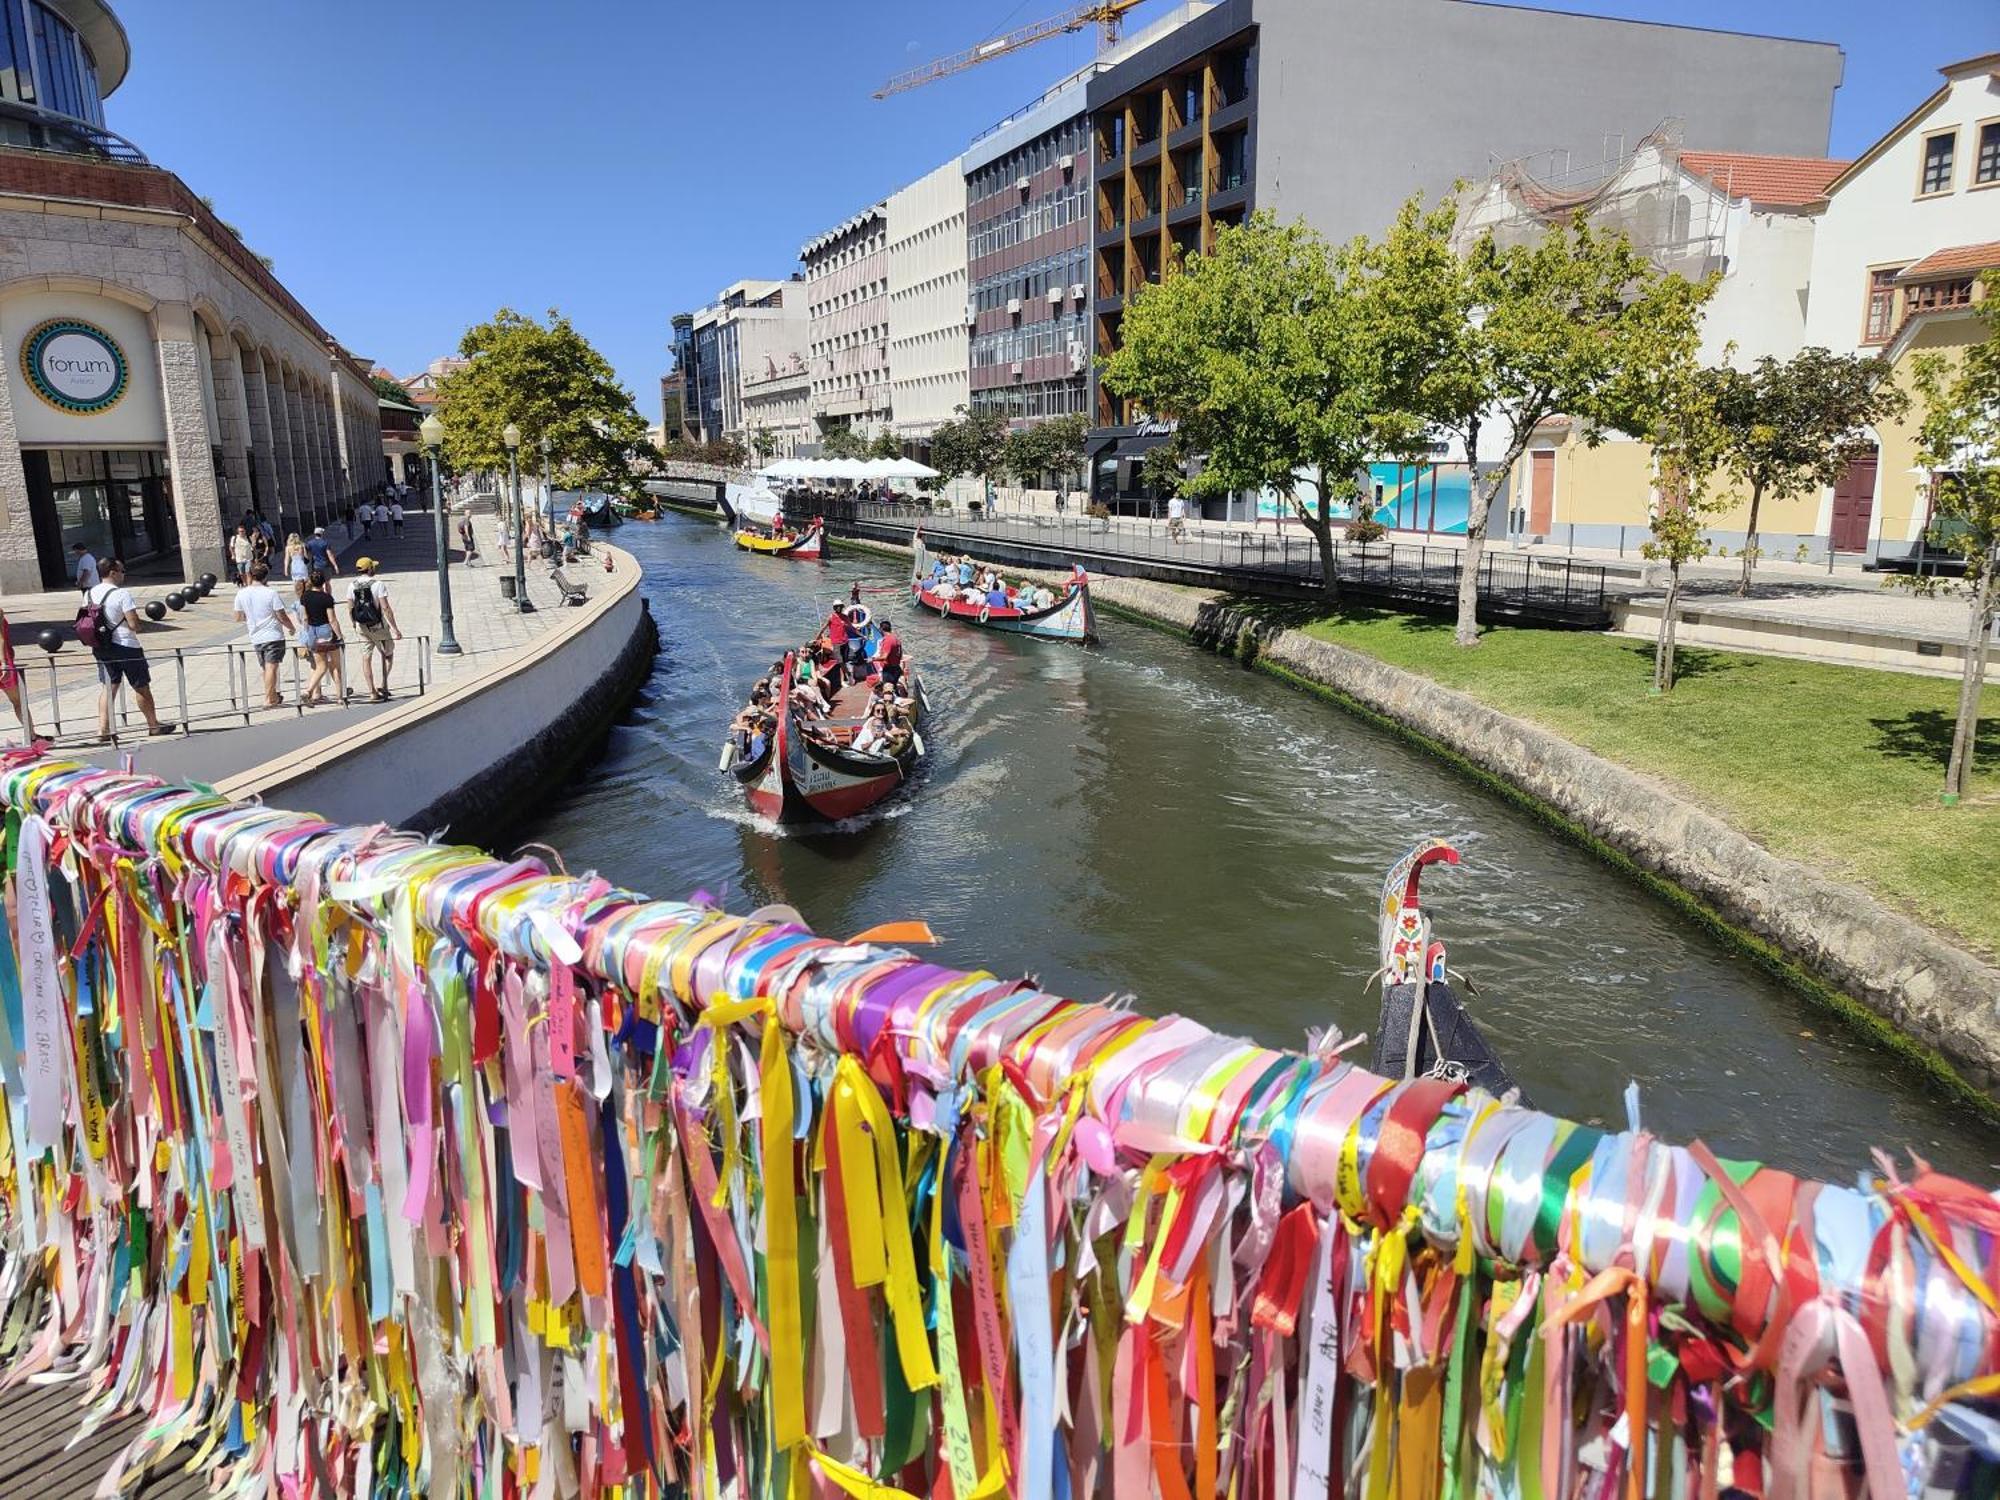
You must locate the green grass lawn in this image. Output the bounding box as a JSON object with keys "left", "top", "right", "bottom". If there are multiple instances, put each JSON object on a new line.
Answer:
{"left": 1290, "top": 606, "right": 2000, "bottom": 958}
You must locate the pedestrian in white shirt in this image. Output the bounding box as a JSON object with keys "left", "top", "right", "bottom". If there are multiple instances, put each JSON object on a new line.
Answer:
{"left": 71, "top": 542, "right": 98, "bottom": 591}
{"left": 232, "top": 560, "right": 296, "bottom": 707}
{"left": 85, "top": 558, "right": 173, "bottom": 741}
{"left": 390, "top": 498, "right": 405, "bottom": 538}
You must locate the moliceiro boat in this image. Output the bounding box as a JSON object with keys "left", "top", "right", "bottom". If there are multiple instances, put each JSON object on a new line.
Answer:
{"left": 734, "top": 516, "right": 825, "bottom": 560}
{"left": 911, "top": 532, "right": 1094, "bottom": 642}
{"left": 723, "top": 649, "right": 923, "bottom": 822}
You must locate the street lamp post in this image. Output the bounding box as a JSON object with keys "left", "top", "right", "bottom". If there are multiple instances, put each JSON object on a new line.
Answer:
{"left": 420, "top": 413, "right": 462, "bottom": 655}
{"left": 539, "top": 434, "right": 552, "bottom": 552}
{"left": 503, "top": 422, "right": 529, "bottom": 611}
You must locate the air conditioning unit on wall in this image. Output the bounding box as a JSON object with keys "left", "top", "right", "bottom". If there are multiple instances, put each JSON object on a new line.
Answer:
{"left": 1016, "top": 175, "right": 1031, "bottom": 193}
{"left": 1067, "top": 340, "right": 1087, "bottom": 373}
{"left": 1058, "top": 153, "right": 1075, "bottom": 173}
{"left": 1069, "top": 282, "right": 1087, "bottom": 300}
{"left": 1046, "top": 286, "right": 1064, "bottom": 303}
{"left": 1010, "top": 361, "right": 1024, "bottom": 377}
{"left": 1006, "top": 297, "right": 1023, "bottom": 315}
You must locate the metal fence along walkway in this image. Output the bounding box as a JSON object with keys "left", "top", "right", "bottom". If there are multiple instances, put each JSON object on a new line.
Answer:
{"left": 795, "top": 497, "right": 1614, "bottom": 626}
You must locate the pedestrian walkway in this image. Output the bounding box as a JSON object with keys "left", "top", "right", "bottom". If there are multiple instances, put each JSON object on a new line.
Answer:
{"left": 0, "top": 509, "right": 634, "bottom": 784}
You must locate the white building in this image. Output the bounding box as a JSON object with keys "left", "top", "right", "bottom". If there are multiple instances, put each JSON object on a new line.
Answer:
{"left": 740, "top": 358, "right": 812, "bottom": 461}
{"left": 1798, "top": 51, "right": 2000, "bottom": 560}
{"left": 887, "top": 159, "right": 969, "bottom": 445}
{"left": 1456, "top": 126, "right": 1845, "bottom": 368}
{"left": 801, "top": 204, "right": 891, "bottom": 439}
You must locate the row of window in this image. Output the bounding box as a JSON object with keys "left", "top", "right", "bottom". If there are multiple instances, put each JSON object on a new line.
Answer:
{"left": 1095, "top": 47, "right": 1252, "bottom": 160}
{"left": 966, "top": 119, "right": 1089, "bottom": 205}
{"left": 969, "top": 184, "right": 1088, "bottom": 260}
{"left": 1919, "top": 120, "right": 2000, "bottom": 197}
{"left": 971, "top": 249, "right": 1090, "bottom": 314}
{"left": 970, "top": 312, "right": 1089, "bottom": 368}
{"left": 969, "top": 378, "right": 1089, "bottom": 421}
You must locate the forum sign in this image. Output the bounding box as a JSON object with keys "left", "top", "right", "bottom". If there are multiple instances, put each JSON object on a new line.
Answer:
{"left": 21, "top": 318, "right": 129, "bottom": 415}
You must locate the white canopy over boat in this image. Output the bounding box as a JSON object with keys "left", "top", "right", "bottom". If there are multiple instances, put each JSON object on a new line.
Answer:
{"left": 757, "top": 456, "right": 940, "bottom": 483}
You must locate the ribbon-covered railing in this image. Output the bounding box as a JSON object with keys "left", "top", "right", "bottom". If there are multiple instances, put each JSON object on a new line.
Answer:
{"left": 0, "top": 756, "right": 1995, "bottom": 1498}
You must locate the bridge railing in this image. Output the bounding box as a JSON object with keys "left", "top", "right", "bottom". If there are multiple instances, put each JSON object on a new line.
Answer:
{"left": 0, "top": 759, "right": 1982, "bottom": 1497}
{"left": 798, "top": 496, "right": 1612, "bottom": 622}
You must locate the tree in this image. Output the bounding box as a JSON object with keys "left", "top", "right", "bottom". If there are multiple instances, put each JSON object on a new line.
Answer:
{"left": 867, "top": 428, "right": 904, "bottom": 461}
{"left": 1365, "top": 198, "right": 1714, "bottom": 644}
{"left": 750, "top": 427, "right": 779, "bottom": 466}
{"left": 1003, "top": 412, "right": 1090, "bottom": 489}
{"left": 928, "top": 405, "right": 1010, "bottom": 499}
{"left": 1101, "top": 213, "right": 1399, "bottom": 591}
{"left": 1709, "top": 349, "right": 1906, "bottom": 594}
{"left": 435, "top": 308, "right": 651, "bottom": 493}
{"left": 1638, "top": 364, "right": 1728, "bottom": 692}
{"left": 820, "top": 426, "right": 866, "bottom": 460}
{"left": 1900, "top": 275, "right": 2000, "bottom": 804}
{"left": 371, "top": 371, "right": 418, "bottom": 407}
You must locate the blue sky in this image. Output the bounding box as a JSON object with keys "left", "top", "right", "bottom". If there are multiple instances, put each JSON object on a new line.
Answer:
{"left": 108, "top": 1, "right": 1995, "bottom": 416}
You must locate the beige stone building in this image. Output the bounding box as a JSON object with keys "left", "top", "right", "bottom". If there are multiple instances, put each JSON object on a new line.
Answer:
{"left": 0, "top": 1, "right": 383, "bottom": 594}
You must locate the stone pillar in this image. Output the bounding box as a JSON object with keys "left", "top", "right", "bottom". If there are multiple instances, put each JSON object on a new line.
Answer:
{"left": 239, "top": 347, "right": 281, "bottom": 519}
{"left": 317, "top": 389, "right": 343, "bottom": 508}
{"left": 263, "top": 359, "right": 301, "bottom": 530}
{"left": 154, "top": 302, "right": 228, "bottom": 586}
{"left": 208, "top": 332, "right": 253, "bottom": 527}
{"left": 285, "top": 377, "right": 320, "bottom": 526}
{"left": 0, "top": 351, "right": 42, "bottom": 595}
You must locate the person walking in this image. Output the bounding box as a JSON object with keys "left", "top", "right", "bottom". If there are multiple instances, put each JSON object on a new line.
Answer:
{"left": 232, "top": 561, "right": 296, "bottom": 708}
{"left": 229, "top": 524, "right": 255, "bottom": 585}
{"left": 344, "top": 557, "right": 401, "bottom": 701}
{"left": 390, "top": 495, "right": 405, "bottom": 538}
{"left": 357, "top": 498, "right": 375, "bottom": 540}
{"left": 305, "top": 526, "right": 340, "bottom": 578}
{"left": 71, "top": 541, "right": 99, "bottom": 591}
{"left": 458, "top": 510, "right": 480, "bottom": 564}
{"left": 83, "top": 559, "right": 173, "bottom": 741}
{"left": 295, "top": 568, "right": 347, "bottom": 706}
{"left": 0, "top": 606, "right": 35, "bottom": 746}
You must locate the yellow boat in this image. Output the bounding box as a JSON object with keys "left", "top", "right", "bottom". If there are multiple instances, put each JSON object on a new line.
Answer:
{"left": 732, "top": 520, "right": 825, "bottom": 560}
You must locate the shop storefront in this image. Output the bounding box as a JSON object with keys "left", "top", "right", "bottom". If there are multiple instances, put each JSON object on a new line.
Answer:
{"left": 23, "top": 447, "right": 173, "bottom": 584}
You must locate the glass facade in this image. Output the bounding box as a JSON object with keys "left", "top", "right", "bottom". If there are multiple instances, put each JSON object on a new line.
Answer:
{"left": 30, "top": 2, "right": 104, "bottom": 126}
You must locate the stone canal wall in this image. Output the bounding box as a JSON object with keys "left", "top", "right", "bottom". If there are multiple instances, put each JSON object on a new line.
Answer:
{"left": 1077, "top": 573, "right": 2000, "bottom": 1101}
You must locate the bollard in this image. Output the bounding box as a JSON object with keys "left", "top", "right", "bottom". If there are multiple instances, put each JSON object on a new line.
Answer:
{"left": 174, "top": 651, "right": 188, "bottom": 734}
{"left": 43, "top": 659, "right": 59, "bottom": 739}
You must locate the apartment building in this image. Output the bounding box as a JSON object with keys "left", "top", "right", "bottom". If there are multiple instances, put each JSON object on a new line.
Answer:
{"left": 887, "top": 158, "right": 970, "bottom": 447}
{"left": 802, "top": 205, "right": 892, "bottom": 440}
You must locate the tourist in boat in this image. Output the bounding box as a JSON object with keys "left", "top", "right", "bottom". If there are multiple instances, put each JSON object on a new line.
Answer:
{"left": 824, "top": 603, "right": 855, "bottom": 682}
{"left": 986, "top": 579, "right": 1010, "bottom": 611}
{"left": 851, "top": 701, "right": 895, "bottom": 756}
{"left": 955, "top": 557, "right": 974, "bottom": 587}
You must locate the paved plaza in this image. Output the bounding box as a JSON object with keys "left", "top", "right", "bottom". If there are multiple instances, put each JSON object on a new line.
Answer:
{"left": 2, "top": 509, "right": 638, "bottom": 784}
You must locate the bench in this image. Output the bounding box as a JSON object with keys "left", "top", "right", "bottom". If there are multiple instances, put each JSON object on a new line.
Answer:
{"left": 549, "top": 567, "right": 588, "bottom": 607}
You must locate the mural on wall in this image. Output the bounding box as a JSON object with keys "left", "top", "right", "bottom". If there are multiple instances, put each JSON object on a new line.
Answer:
{"left": 1253, "top": 462, "right": 1476, "bottom": 533}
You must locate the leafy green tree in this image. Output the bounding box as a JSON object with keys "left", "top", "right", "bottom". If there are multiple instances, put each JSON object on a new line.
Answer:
{"left": 820, "top": 426, "right": 867, "bottom": 460}
{"left": 1900, "top": 275, "right": 2000, "bottom": 803}
{"left": 867, "top": 428, "right": 904, "bottom": 461}
{"left": 750, "top": 427, "right": 779, "bottom": 465}
{"left": 1003, "top": 413, "right": 1090, "bottom": 489}
{"left": 371, "top": 371, "right": 419, "bottom": 407}
{"left": 1365, "top": 198, "right": 1713, "bottom": 644}
{"left": 1102, "top": 214, "right": 1399, "bottom": 590}
{"left": 435, "top": 308, "right": 651, "bottom": 493}
{"left": 1637, "top": 363, "right": 1728, "bottom": 692}
{"left": 928, "top": 404, "right": 1010, "bottom": 499}
{"left": 1709, "top": 349, "right": 1906, "bottom": 595}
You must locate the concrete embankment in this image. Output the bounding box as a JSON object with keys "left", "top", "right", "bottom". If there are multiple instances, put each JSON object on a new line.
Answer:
{"left": 217, "top": 550, "right": 657, "bottom": 839}
{"left": 842, "top": 529, "right": 2000, "bottom": 1101}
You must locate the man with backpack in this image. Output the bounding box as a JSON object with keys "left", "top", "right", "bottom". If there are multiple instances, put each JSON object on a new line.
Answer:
{"left": 344, "top": 557, "right": 402, "bottom": 701}
{"left": 78, "top": 558, "right": 173, "bottom": 741}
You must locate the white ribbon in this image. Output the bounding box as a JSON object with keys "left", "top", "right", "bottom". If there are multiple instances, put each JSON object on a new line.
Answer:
{"left": 15, "top": 815, "right": 64, "bottom": 1153}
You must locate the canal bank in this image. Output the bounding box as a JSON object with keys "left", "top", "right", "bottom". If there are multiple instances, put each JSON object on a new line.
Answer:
{"left": 835, "top": 527, "right": 2000, "bottom": 1110}
{"left": 209, "top": 541, "right": 657, "bottom": 838}
{"left": 521, "top": 515, "right": 2000, "bottom": 1176}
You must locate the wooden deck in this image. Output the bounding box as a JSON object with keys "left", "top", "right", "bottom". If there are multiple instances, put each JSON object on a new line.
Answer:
{"left": 0, "top": 1383, "right": 204, "bottom": 1498}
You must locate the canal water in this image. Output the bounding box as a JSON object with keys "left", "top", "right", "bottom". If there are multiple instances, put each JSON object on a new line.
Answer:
{"left": 523, "top": 513, "right": 1997, "bottom": 1180}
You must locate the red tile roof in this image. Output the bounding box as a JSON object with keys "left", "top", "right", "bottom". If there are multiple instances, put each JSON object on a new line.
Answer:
{"left": 1678, "top": 151, "right": 1849, "bottom": 207}
{"left": 1897, "top": 241, "right": 2000, "bottom": 282}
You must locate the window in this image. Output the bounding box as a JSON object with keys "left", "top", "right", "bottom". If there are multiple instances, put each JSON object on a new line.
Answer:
{"left": 1920, "top": 130, "right": 1955, "bottom": 196}
{"left": 1979, "top": 121, "right": 2000, "bottom": 186}
{"left": 1863, "top": 267, "right": 1902, "bottom": 342}
{"left": 1906, "top": 277, "right": 1975, "bottom": 315}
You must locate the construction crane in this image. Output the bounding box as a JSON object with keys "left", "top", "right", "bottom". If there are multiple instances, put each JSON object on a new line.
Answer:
{"left": 874, "top": 0, "right": 1148, "bottom": 99}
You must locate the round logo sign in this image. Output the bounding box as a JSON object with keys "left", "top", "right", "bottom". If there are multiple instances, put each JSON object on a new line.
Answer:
{"left": 21, "top": 318, "right": 128, "bottom": 414}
